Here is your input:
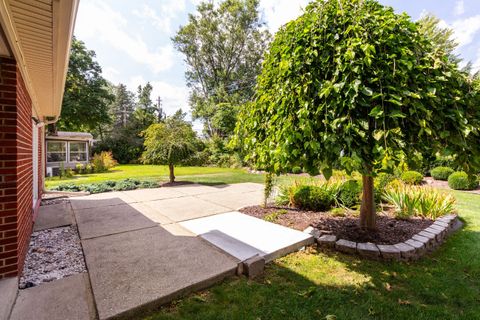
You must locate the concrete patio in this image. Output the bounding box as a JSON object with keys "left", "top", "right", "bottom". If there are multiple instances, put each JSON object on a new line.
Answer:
{"left": 3, "top": 183, "right": 313, "bottom": 320}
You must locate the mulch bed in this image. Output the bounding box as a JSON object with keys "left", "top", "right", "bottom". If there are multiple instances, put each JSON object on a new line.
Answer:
{"left": 239, "top": 205, "right": 433, "bottom": 245}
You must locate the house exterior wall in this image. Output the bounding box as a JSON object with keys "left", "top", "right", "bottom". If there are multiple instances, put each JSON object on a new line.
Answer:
{"left": 0, "top": 57, "right": 39, "bottom": 279}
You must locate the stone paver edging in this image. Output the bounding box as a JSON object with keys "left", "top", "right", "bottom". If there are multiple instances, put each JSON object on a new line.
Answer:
{"left": 306, "top": 214, "right": 461, "bottom": 261}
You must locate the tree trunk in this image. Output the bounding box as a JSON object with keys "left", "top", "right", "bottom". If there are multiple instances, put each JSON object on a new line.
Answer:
{"left": 360, "top": 174, "right": 376, "bottom": 230}
{"left": 168, "top": 163, "right": 175, "bottom": 183}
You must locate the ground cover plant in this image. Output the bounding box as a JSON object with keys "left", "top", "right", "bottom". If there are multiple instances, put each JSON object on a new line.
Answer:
{"left": 45, "top": 164, "right": 260, "bottom": 189}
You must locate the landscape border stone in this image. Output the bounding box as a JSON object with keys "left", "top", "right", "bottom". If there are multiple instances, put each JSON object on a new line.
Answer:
{"left": 313, "top": 214, "right": 461, "bottom": 262}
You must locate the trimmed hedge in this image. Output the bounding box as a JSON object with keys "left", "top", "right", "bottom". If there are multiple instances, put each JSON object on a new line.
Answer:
{"left": 431, "top": 166, "right": 454, "bottom": 181}
{"left": 448, "top": 171, "right": 479, "bottom": 190}
{"left": 400, "top": 171, "right": 423, "bottom": 185}
{"left": 337, "top": 179, "right": 361, "bottom": 208}
{"left": 292, "top": 185, "right": 334, "bottom": 211}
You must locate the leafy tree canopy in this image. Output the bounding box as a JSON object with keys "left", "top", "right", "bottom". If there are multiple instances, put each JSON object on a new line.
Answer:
{"left": 58, "top": 37, "right": 113, "bottom": 132}
{"left": 173, "top": 0, "right": 271, "bottom": 138}
{"left": 142, "top": 110, "right": 198, "bottom": 182}
{"left": 236, "top": 0, "right": 480, "bottom": 229}
{"left": 417, "top": 13, "right": 460, "bottom": 64}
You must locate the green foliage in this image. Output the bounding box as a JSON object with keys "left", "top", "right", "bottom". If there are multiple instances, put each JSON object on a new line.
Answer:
{"left": 236, "top": 0, "right": 480, "bottom": 180}
{"left": 383, "top": 185, "right": 456, "bottom": 219}
{"left": 448, "top": 171, "right": 479, "bottom": 190}
{"left": 400, "top": 171, "right": 424, "bottom": 185}
{"left": 142, "top": 111, "right": 199, "bottom": 181}
{"left": 264, "top": 209, "right": 288, "bottom": 222}
{"left": 417, "top": 14, "right": 459, "bottom": 63}
{"left": 430, "top": 166, "right": 454, "bottom": 180}
{"left": 291, "top": 167, "right": 302, "bottom": 174}
{"left": 113, "top": 178, "right": 140, "bottom": 191}
{"left": 292, "top": 185, "right": 335, "bottom": 211}
{"left": 91, "top": 151, "right": 117, "bottom": 173}
{"left": 93, "top": 136, "right": 143, "bottom": 164}
{"left": 173, "top": 0, "right": 270, "bottom": 138}
{"left": 58, "top": 37, "right": 114, "bottom": 132}
{"left": 52, "top": 183, "right": 81, "bottom": 192}
{"left": 374, "top": 173, "right": 394, "bottom": 203}
{"left": 53, "top": 178, "right": 159, "bottom": 194}
{"left": 264, "top": 172, "right": 274, "bottom": 207}
{"left": 337, "top": 179, "right": 361, "bottom": 208}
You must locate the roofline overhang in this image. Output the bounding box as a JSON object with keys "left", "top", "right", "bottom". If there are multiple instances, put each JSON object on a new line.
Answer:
{"left": 0, "top": 0, "right": 79, "bottom": 122}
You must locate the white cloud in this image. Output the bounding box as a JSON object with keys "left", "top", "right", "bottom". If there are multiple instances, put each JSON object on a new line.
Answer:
{"left": 260, "top": 0, "right": 309, "bottom": 33}
{"left": 133, "top": 1, "right": 186, "bottom": 34}
{"left": 454, "top": 0, "right": 465, "bottom": 16}
{"left": 75, "top": 1, "right": 174, "bottom": 73}
{"left": 472, "top": 48, "right": 480, "bottom": 74}
{"left": 126, "top": 75, "right": 190, "bottom": 117}
{"left": 450, "top": 15, "right": 480, "bottom": 48}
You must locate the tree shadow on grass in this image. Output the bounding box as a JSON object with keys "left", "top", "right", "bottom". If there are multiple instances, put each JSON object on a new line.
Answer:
{"left": 141, "top": 226, "right": 480, "bottom": 320}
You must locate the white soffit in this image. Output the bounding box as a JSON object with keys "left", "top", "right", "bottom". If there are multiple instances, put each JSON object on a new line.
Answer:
{"left": 0, "top": 0, "right": 78, "bottom": 120}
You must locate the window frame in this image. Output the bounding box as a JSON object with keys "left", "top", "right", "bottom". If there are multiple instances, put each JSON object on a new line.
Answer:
{"left": 46, "top": 141, "right": 67, "bottom": 163}
{"left": 68, "top": 141, "right": 88, "bottom": 162}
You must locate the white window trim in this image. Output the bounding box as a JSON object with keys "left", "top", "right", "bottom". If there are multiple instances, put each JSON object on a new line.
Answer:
{"left": 46, "top": 141, "right": 67, "bottom": 163}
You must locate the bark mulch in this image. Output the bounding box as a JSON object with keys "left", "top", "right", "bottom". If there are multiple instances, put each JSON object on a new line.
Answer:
{"left": 239, "top": 205, "right": 433, "bottom": 245}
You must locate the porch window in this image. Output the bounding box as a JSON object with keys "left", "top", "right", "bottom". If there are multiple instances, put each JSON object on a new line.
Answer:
{"left": 46, "top": 141, "right": 66, "bottom": 162}
{"left": 69, "top": 142, "right": 88, "bottom": 162}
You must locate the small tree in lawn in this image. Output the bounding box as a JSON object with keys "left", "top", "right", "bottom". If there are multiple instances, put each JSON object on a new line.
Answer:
{"left": 236, "top": 0, "right": 480, "bottom": 230}
{"left": 142, "top": 110, "right": 198, "bottom": 183}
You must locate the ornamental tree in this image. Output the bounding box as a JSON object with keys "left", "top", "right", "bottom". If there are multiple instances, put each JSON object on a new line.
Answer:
{"left": 142, "top": 110, "right": 198, "bottom": 183}
{"left": 237, "top": 0, "right": 480, "bottom": 230}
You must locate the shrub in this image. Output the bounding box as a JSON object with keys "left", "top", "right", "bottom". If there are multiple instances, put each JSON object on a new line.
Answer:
{"left": 85, "top": 164, "right": 94, "bottom": 174}
{"left": 91, "top": 151, "right": 117, "bottom": 173}
{"left": 138, "top": 180, "right": 160, "bottom": 188}
{"left": 383, "top": 185, "right": 456, "bottom": 219}
{"left": 337, "top": 179, "right": 361, "bottom": 208}
{"left": 291, "top": 166, "right": 302, "bottom": 174}
{"left": 374, "top": 173, "right": 394, "bottom": 203}
{"left": 292, "top": 185, "right": 334, "bottom": 211}
{"left": 112, "top": 179, "right": 140, "bottom": 191}
{"left": 75, "top": 163, "right": 85, "bottom": 174}
{"left": 82, "top": 183, "right": 114, "bottom": 194}
{"left": 430, "top": 166, "right": 454, "bottom": 180}
{"left": 448, "top": 171, "right": 479, "bottom": 190}
{"left": 400, "top": 171, "right": 423, "bottom": 185}
{"left": 52, "top": 183, "right": 81, "bottom": 192}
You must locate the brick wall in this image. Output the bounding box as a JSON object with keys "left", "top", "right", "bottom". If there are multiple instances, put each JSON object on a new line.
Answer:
{"left": 0, "top": 57, "right": 35, "bottom": 278}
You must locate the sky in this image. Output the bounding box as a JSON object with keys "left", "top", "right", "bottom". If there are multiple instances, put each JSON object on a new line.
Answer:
{"left": 74, "top": 0, "right": 480, "bottom": 130}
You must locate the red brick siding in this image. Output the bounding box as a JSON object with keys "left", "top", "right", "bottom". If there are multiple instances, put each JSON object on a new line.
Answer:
{"left": 0, "top": 57, "right": 35, "bottom": 278}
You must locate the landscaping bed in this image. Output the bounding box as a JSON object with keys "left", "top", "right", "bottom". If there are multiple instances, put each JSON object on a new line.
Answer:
{"left": 19, "top": 226, "right": 86, "bottom": 289}
{"left": 240, "top": 206, "right": 433, "bottom": 245}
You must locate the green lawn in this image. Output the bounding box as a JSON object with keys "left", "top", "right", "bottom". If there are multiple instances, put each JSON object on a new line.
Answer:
{"left": 142, "top": 190, "right": 480, "bottom": 320}
{"left": 45, "top": 164, "right": 265, "bottom": 188}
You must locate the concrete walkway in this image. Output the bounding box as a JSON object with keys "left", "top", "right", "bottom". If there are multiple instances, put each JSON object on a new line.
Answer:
{"left": 6, "top": 183, "right": 313, "bottom": 320}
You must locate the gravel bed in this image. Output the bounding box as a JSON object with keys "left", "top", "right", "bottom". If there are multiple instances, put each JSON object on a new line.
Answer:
{"left": 19, "top": 226, "right": 87, "bottom": 289}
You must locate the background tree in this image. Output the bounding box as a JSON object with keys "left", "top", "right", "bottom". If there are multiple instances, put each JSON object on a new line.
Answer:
{"left": 110, "top": 84, "right": 135, "bottom": 128}
{"left": 58, "top": 37, "right": 113, "bottom": 132}
{"left": 173, "top": 0, "right": 271, "bottom": 138}
{"left": 133, "top": 82, "right": 157, "bottom": 128}
{"left": 236, "top": 0, "right": 480, "bottom": 230}
{"left": 142, "top": 110, "right": 198, "bottom": 182}
{"left": 417, "top": 13, "right": 460, "bottom": 63}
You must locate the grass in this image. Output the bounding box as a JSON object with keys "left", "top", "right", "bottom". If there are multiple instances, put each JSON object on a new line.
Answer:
{"left": 142, "top": 190, "right": 480, "bottom": 320}
{"left": 45, "top": 164, "right": 265, "bottom": 188}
